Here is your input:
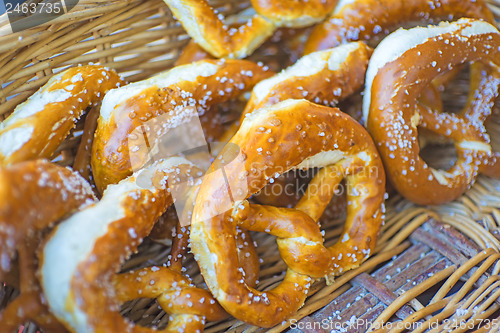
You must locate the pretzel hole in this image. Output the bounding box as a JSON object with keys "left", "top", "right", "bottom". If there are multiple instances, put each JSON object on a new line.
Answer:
{"left": 416, "top": 65, "right": 471, "bottom": 171}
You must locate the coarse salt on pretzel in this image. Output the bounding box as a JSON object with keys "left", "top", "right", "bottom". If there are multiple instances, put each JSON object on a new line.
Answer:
{"left": 237, "top": 42, "right": 372, "bottom": 206}
{"left": 0, "top": 66, "right": 124, "bottom": 166}
{"left": 91, "top": 59, "right": 271, "bottom": 193}
{"left": 0, "top": 160, "right": 95, "bottom": 332}
{"left": 242, "top": 41, "right": 372, "bottom": 118}
{"left": 191, "top": 99, "right": 385, "bottom": 327}
{"left": 304, "top": 0, "right": 494, "bottom": 53}
{"left": 364, "top": 18, "right": 500, "bottom": 205}
{"left": 163, "top": 0, "right": 339, "bottom": 58}
{"left": 41, "top": 157, "right": 244, "bottom": 333}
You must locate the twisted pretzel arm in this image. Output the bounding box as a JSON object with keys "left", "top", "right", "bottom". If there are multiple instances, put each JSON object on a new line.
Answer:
{"left": 0, "top": 66, "right": 124, "bottom": 166}
{"left": 91, "top": 59, "right": 271, "bottom": 192}
{"left": 0, "top": 160, "right": 95, "bottom": 332}
{"left": 304, "top": 0, "right": 494, "bottom": 53}
{"left": 191, "top": 99, "right": 385, "bottom": 326}
{"left": 364, "top": 19, "right": 500, "bottom": 205}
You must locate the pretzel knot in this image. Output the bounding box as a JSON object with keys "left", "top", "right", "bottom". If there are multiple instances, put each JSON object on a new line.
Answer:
{"left": 191, "top": 99, "right": 385, "bottom": 327}
{"left": 0, "top": 65, "right": 124, "bottom": 167}
{"left": 364, "top": 19, "right": 500, "bottom": 205}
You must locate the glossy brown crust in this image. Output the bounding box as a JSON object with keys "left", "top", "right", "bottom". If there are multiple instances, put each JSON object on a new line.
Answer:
{"left": 164, "top": 0, "right": 275, "bottom": 58}
{"left": 191, "top": 100, "right": 385, "bottom": 327}
{"left": 242, "top": 42, "right": 372, "bottom": 119}
{"left": 91, "top": 59, "right": 271, "bottom": 193}
{"left": 45, "top": 161, "right": 211, "bottom": 332}
{"left": 304, "top": 0, "right": 494, "bottom": 54}
{"left": 0, "top": 66, "right": 124, "bottom": 166}
{"left": 0, "top": 160, "right": 95, "bottom": 332}
{"left": 113, "top": 267, "right": 228, "bottom": 323}
{"left": 242, "top": 42, "right": 372, "bottom": 207}
{"left": 0, "top": 160, "right": 95, "bottom": 273}
{"left": 175, "top": 40, "right": 213, "bottom": 66}
{"left": 250, "top": 0, "right": 338, "bottom": 27}
{"left": 163, "top": 0, "right": 339, "bottom": 58}
{"left": 366, "top": 21, "right": 500, "bottom": 205}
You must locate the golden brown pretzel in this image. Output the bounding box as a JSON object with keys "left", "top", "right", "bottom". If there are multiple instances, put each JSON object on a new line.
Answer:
{"left": 241, "top": 41, "right": 372, "bottom": 119}
{"left": 0, "top": 66, "right": 124, "bottom": 166}
{"left": 364, "top": 19, "right": 500, "bottom": 205}
{"left": 191, "top": 99, "right": 385, "bottom": 327}
{"left": 304, "top": 0, "right": 494, "bottom": 53}
{"left": 162, "top": 0, "right": 339, "bottom": 58}
{"left": 41, "top": 156, "right": 260, "bottom": 333}
{"left": 91, "top": 59, "right": 271, "bottom": 193}
{"left": 0, "top": 160, "right": 95, "bottom": 332}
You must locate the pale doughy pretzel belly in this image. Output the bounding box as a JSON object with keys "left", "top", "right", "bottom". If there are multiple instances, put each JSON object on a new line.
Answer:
{"left": 364, "top": 19, "right": 500, "bottom": 205}
{"left": 191, "top": 99, "right": 385, "bottom": 327}
{"left": 0, "top": 66, "right": 124, "bottom": 166}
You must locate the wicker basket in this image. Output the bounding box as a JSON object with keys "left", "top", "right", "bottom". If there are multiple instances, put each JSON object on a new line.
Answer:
{"left": 2, "top": 1, "right": 500, "bottom": 332}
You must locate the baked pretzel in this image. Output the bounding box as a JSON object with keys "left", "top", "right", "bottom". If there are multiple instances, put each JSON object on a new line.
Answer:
{"left": 41, "top": 156, "right": 260, "bottom": 332}
{"left": 91, "top": 59, "right": 271, "bottom": 192}
{"left": 0, "top": 160, "right": 95, "bottom": 332}
{"left": 304, "top": 0, "right": 494, "bottom": 53}
{"left": 0, "top": 66, "right": 124, "bottom": 166}
{"left": 162, "top": 0, "right": 339, "bottom": 58}
{"left": 241, "top": 41, "right": 372, "bottom": 118}
{"left": 191, "top": 99, "right": 385, "bottom": 326}
{"left": 364, "top": 19, "right": 500, "bottom": 205}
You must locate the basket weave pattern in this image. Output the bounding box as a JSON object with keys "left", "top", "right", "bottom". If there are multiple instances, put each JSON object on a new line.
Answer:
{"left": 2, "top": 1, "right": 500, "bottom": 332}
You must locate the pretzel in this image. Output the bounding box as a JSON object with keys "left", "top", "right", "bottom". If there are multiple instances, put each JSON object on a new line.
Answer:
{"left": 41, "top": 156, "right": 259, "bottom": 332}
{"left": 304, "top": 0, "right": 494, "bottom": 53}
{"left": 364, "top": 19, "right": 500, "bottom": 205}
{"left": 0, "top": 160, "right": 95, "bottom": 332}
{"left": 91, "top": 59, "right": 271, "bottom": 193}
{"left": 191, "top": 99, "right": 385, "bottom": 326}
{"left": 162, "top": 0, "right": 339, "bottom": 58}
{"left": 0, "top": 66, "right": 124, "bottom": 167}
{"left": 242, "top": 41, "right": 372, "bottom": 118}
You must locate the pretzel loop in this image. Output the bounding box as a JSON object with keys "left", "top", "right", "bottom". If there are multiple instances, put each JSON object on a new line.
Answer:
{"left": 191, "top": 99, "right": 385, "bottom": 327}
{"left": 0, "top": 160, "right": 95, "bottom": 332}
